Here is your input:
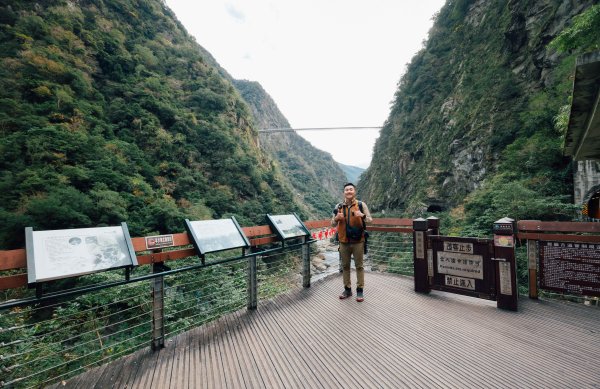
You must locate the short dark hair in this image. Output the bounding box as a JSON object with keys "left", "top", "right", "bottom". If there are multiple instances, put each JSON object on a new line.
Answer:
{"left": 343, "top": 182, "right": 356, "bottom": 189}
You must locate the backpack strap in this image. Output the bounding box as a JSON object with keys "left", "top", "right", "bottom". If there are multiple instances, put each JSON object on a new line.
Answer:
{"left": 358, "top": 201, "right": 366, "bottom": 230}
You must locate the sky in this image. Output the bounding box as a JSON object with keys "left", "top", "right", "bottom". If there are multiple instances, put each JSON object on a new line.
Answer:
{"left": 165, "top": 0, "right": 446, "bottom": 168}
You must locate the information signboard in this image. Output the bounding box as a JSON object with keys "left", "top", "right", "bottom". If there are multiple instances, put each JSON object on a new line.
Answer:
{"left": 25, "top": 223, "right": 137, "bottom": 283}
{"left": 539, "top": 241, "right": 600, "bottom": 297}
{"left": 430, "top": 236, "right": 494, "bottom": 299}
{"left": 185, "top": 217, "right": 250, "bottom": 255}
{"left": 266, "top": 214, "right": 310, "bottom": 240}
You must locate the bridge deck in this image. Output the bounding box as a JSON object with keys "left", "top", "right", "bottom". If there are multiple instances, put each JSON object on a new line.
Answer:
{"left": 52, "top": 273, "right": 600, "bottom": 388}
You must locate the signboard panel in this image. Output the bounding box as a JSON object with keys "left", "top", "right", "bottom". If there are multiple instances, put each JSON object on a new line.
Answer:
{"left": 267, "top": 214, "right": 309, "bottom": 240}
{"left": 444, "top": 275, "right": 476, "bottom": 290}
{"left": 415, "top": 231, "right": 424, "bottom": 259}
{"left": 437, "top": 251, "right": 484, "bottom": 280}
{"left": 26, "top": 224, "right": 137, "bottom": 283}
{"left": 145, "top": 234, "right": 174, "bottom": 250}
{"left": 443, "top": 241, "right": 473, "bottom": 254}
{"left": 430, "top": 236, "right": 494, "bottom": 298}
{"left": 539, "top": 241, "right": 600, "bottom": 297}
{"left": 499, "top": 262, "right": 513, "bottom": 295}
{"left": 185, "top": 218, "right": 250, "bottom": 255}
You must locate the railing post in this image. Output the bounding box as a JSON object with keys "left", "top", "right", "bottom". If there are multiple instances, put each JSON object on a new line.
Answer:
{"left": 527, "top": 239, "right": 538, "bottom": 299}
{"left": 248, "top": 253, "right": 258, "bottom": 310}
{"left": 427, "top": 216, "right": 440, "bottom": 235}
{"left": 151, "top": 261, "right": 165, "bottom": 351}
{"left": 492, "top": 218, "right": 518, "bottom": 311}
{"left": 426, "top": 217, "right": 439, "bottom": 285}
{"left": 413, "top": 218, "right": 430, "bottom": 293}
{"left": 302, "top": 236, "right": 311, "bottom": 288}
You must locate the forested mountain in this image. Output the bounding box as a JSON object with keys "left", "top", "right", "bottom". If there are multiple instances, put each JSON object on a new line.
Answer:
{"left": 233, "top": 80, "right": 347, "bottom": 218}
{"left": 338, "top": 163, "right": 365, "bottom": 184}
{"left": 0, "top": 0, "right": 304, "bottom": 249}
{"left": 360, "top": 0, "right": 598, "bottom": 234}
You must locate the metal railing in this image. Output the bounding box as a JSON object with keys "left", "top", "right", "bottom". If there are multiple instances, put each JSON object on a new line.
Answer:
{"left": 0, "top": 218, "right": 413, "bottom": 388}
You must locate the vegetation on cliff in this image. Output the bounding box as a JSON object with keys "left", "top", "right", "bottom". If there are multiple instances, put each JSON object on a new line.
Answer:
{"left": 233, "top": 80, "right": 348, "bottom": 218}
{"left": 360, "top": 0, "right": 598, "bottom": 235}
{"left": 0, "top": 0, "right": 303, "bottom": 249}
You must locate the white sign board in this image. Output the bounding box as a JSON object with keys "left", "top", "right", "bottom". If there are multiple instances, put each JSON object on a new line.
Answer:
{"left": 26, "top": 224, "right": 137, "bottom": 283}
{"left": 415, "top": 231, "right": 425, "bottom": 259}
{"left": 185, "top": 217, "right": 249, "bottom": 255}
{"left": 499, "top": 261, "right": 513, "bottom": 295}
{"left": 437, "top": 251, "right": 484, "bottom": 280}
{"left": 267, "top": 214, "right": 309, "bottom": 240}
{"left": 444, "top": 275, "right": 476, "bottom": 290}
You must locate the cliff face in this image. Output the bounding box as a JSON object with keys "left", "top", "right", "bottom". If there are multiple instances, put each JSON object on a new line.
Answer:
{"left": 234, "top": 80, "right": 347, "bottom": 217}
{"left": 360, "top": 0, "right": 595, "bottom": 217}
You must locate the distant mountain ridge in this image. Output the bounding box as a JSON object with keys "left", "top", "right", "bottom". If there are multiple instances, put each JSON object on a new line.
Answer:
{"left": 233, "top": 80, "right": 347, "bottom": 218}
{"left": 338, "top": 163, "right": 365, "bottom": 184}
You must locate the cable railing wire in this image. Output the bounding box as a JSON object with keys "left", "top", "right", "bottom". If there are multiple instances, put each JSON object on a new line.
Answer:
{"left": 0, "top": 227, "right": 414, "bottom": 388}
{"left": 2, "top": 308, "right": 151, "bottom": 363}
{"left": 6, "top": 317, "right": 152, "bottom": 376}
{"left": 34, "top": 334, "right": 149, "bottom": 389}
{"left": 12, "top": 328, "right": 151, "bottom": 389}
{"left": 1, "top": 298, "right": 150, "bottom": 357}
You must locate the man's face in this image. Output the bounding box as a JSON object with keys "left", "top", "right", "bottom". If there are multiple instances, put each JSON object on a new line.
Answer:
{"left": 344, "top": 185, "right": 356, "bottom": 200}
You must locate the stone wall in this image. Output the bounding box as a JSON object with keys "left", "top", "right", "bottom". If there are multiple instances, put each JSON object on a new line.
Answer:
{"left": 574, "top": 160, "right": 600, "bottom": 207}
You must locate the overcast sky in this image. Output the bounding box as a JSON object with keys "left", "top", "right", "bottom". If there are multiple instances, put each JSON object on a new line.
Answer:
{"left": 165, "top": 0, "right": 446, "bottom": 168}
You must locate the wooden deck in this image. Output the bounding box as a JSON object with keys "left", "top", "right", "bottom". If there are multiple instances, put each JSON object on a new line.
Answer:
{"left": 51, "top": 272, "right": 600, "bottom": 388}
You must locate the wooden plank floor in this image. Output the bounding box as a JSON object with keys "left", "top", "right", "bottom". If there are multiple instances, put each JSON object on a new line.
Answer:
{"left": 50, "top": 272, "right": 600, "bottom": 388}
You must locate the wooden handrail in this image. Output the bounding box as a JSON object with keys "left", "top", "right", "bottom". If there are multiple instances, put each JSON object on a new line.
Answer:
{"left": 0, "top": 217, "right": 414, "bottom": 290}
{"left": 517, "top": 220, "right": 600, "bottom": 233}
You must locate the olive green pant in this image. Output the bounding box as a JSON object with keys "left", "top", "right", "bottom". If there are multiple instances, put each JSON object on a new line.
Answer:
{"left": 339, "top": 242, "right": 364, "bottom": 289}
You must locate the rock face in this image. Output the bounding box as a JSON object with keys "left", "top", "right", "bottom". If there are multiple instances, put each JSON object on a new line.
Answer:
{"left": 360, "top": 0, "right": 596, "bottom": 214}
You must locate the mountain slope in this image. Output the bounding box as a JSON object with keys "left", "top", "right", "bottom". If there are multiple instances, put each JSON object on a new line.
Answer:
{"left": 338, "top": 163, "right": 365, "bottom": 184}
{"left": 234, "top": 79, "right": 347, "bottom": 218}
{"left": 0, "top": 0, "right": 300, "bottom": 248}
{"left": 360, "top": 0, "right": 595, "bottom": 231}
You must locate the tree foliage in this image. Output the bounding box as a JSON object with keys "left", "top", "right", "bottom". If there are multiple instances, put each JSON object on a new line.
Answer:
{"left": 0, "top": 0, "right": 301, "bottom": 249}
{"left": 360, "top": 0, "right": 595, "bottom": 234}
{"left": 550, "top": 4, "right": 600, "bottom": 54}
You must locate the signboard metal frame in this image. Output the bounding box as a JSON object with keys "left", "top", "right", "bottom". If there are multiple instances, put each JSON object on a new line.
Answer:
{"left": 25, "top": 222, "right": 137, "bottom": 285}
{"left": 266, "top": 213, "right": 310, "bottom": 241}
{"left": 185, "top": 217, "right": 250, "bottom": 256}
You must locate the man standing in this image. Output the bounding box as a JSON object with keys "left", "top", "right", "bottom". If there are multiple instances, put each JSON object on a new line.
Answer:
{"left": 331, "top": 182, "right": 372, "bottom": 302}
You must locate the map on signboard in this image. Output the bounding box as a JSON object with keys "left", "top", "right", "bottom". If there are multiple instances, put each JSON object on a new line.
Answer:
{"left": 186, "top": 218, "right": 249, "bottom": 254}
{"left": 268, "top": 214, "right": 308, "bottom": 239}
{"left": 27, "top": 225, "right": 136, "bottom": 283}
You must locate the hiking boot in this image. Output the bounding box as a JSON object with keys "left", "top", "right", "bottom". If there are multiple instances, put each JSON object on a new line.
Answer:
{"left": 356, "top": 288, "right": 364, "bottom": 302}
{"left": 339, "top": 287, "right": 352, "bottom": 299}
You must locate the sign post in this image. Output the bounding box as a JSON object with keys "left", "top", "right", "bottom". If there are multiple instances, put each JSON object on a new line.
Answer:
{"left": 413, "top": 218, "right": 430, "bottom": 293}
{"left": 493, "top": 218, "right": 518, "bottom": 311}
